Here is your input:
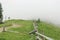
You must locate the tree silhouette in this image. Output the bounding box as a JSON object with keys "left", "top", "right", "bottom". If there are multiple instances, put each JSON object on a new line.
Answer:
{"left": 0, "top": 3, "right": 3, "bottom": 24}
{"left": 37, "top": 18, "right": 40, "bottom": 23}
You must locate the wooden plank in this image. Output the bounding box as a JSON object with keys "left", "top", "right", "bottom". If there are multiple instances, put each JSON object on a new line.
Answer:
{"left": 36, "top": 35, "right": 42, "bottom": 40}
{"left": 36, "top": 32, "right": 53, "bottom": 40}
{"left": 32, "top": 21, "right": 53, "bottom": 40}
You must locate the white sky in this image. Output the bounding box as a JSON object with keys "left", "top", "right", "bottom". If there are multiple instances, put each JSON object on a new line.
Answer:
{"left": 0, "top": 0, "right": 60, "bottom": 25}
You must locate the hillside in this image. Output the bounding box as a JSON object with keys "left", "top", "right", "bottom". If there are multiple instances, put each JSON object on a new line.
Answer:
{"left": 0, "top": 20, "right": 60, "bottom": 40}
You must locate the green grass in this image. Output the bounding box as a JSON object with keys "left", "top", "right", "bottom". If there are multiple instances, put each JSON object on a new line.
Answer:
{"left": 38, "top": 22, "right": 60, "bottom": 40}
{"left": 0, "top": 31, "right": 36, "bottom": 40}
{"left": 0, "top": 19, "right": 60, "bottom": 40}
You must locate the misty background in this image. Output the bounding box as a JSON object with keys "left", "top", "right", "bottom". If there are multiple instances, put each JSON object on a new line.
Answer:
{"left": 0, "top": 0, "right": 60, "bottom": 26}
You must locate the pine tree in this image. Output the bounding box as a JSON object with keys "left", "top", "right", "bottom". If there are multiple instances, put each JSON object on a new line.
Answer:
{"left": 37, "top": 18, "right": 40, "bottom": 23}
{"left": 0, "top": 3, "right": 3, "bottom": 24}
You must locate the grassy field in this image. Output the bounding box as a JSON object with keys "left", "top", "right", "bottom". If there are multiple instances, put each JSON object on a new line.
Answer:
{"left": 0, "top": 19, "right": 60, "bottom": 40}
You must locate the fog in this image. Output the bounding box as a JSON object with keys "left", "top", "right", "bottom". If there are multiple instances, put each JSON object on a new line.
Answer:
{"left": 0, "top": 0, "right": 60, "bottom": 26}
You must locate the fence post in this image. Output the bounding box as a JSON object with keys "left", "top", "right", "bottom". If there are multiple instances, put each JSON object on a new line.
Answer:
{"left": 41, "top": 30, "right": 45, "bottom": 40}
{"left": 2, "top": 26, "right": 6, "bottom": 32}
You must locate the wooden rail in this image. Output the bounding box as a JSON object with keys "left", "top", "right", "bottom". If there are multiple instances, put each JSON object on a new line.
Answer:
{"left": 36, "top": 32, "right": 53, "bottom": 40}
{"left": 29, "top": 20, "right": 53, "bottom": 40}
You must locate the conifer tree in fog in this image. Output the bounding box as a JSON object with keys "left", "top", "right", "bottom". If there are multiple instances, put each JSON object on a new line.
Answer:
{"left": 37, "top": 18, "right": 40, "bottom": 23}
{"left": 0, "top": 3, "right": 3, "bottom": 24}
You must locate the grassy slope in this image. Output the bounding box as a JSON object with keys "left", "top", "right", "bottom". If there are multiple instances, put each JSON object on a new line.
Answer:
{"left": 0, "top": 20, "right": 60, "bottom": 40}
{"left": 0, "top": 20, "right": 35, "bottom": 40}
{"left": 38, "top": 22, "right": 60, "bottom": 40}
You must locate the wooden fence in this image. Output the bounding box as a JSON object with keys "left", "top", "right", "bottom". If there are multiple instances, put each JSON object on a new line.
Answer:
{"left": 29, "top": 21, "right": 53, "bottom": 40}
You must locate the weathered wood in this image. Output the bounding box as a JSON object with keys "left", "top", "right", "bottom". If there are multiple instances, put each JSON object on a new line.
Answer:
{"left": 36, "top": 35, "right": 41, "bottom": 40}
{"left": 40, "top": 30, "right": 45, "bottom": 40}
{"left": 36, "top": 32, "right": 53, "bottom": 40}
{"left": 2, "top": 26, "right": 6, "bottom": 32}
{"left": 30, "top": 20, "right": 53, "bottom": 40}
{"left": 33, "top": 22, "right": 41, "bottom": 40}
{"left": 29, "top": 30, "right": 37, "bottom": 35}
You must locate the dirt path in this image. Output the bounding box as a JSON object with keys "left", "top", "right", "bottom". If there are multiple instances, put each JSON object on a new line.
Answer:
{"left": 0, "top": 27, "right": 3, "bottom": 32}
{"left": 0, "top": 23, "right": 22, "bottom": 32}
